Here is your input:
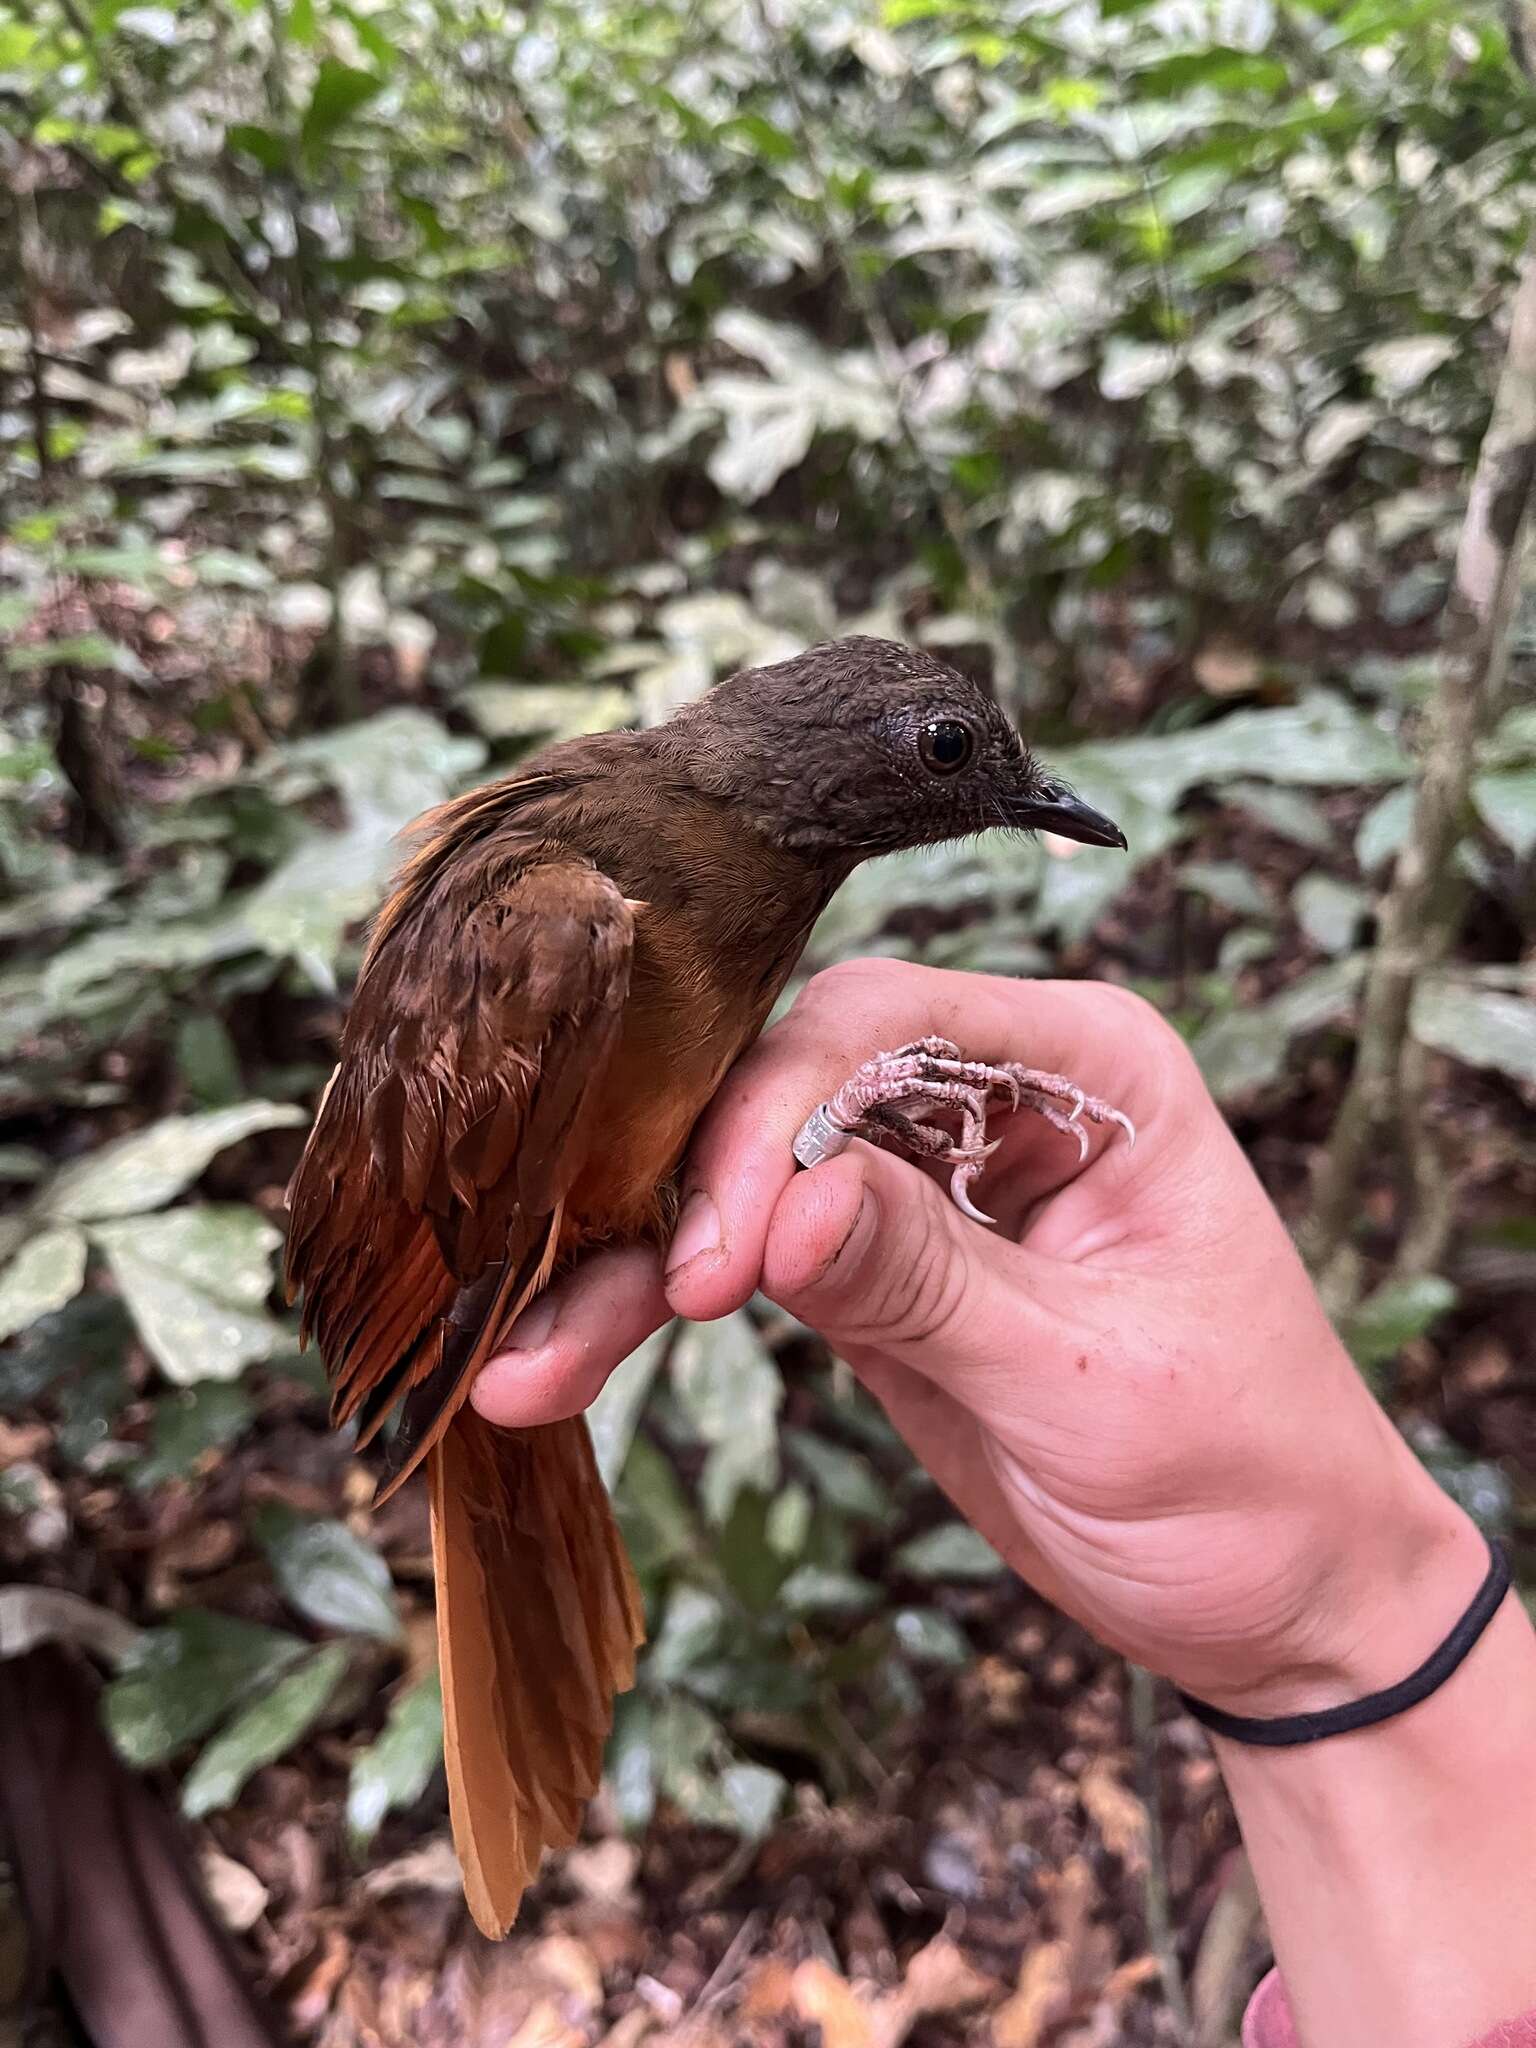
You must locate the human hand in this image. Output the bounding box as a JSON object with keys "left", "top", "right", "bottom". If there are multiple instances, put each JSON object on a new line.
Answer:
{"left": 473, "top": 959, "right": 1482, "bottom": 1713}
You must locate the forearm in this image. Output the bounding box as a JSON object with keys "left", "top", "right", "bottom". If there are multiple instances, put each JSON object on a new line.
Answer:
{"left": 1220, "top": 1578, "right": 1536, "bottom": 2048}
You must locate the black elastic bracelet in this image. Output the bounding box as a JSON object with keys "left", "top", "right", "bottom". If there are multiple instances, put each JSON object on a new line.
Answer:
{"left": 1177, "top": 1537, "right": 1511, "bottom": 1748}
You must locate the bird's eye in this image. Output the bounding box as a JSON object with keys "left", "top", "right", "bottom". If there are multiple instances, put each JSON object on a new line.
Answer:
{"left": 918, "top": 718, "right": 976, "bottom": 775}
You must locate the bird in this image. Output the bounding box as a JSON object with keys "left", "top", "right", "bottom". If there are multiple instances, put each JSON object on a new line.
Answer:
{"left": 284, "top": 635, "right": 1128, "bottom": 1937}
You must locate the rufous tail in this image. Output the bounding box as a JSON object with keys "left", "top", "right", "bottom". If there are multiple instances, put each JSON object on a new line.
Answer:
{"left": 429, "top": 1405, "right": 645, "bottom": 1937}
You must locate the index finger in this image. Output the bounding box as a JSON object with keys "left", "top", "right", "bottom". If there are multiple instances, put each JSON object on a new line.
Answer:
{"left": 662, "top": 959, "right": 1180, "bottom": 1325}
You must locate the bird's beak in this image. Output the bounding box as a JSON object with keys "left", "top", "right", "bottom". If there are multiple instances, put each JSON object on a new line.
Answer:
{"left": 1007, "top": 779, "right": 1128, "bottom": 850}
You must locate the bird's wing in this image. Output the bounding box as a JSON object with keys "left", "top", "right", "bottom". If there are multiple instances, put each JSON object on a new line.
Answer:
{"left": 284, "top": 834, "right": 634, "bottom": 1495}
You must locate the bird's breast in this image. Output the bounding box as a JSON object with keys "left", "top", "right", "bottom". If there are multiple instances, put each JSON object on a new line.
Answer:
{"left": 559, "top": 895, "right": 813, "bottom": 1251}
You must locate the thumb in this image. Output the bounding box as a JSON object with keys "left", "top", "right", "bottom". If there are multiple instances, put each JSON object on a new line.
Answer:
{"left": 760, "top": 1143, "right": 1060, "bottom": 1391}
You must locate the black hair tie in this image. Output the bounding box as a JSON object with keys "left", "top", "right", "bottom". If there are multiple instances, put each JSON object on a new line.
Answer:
{"left": 1178, "top": 1537, "right": 1511, "bottom": 1748}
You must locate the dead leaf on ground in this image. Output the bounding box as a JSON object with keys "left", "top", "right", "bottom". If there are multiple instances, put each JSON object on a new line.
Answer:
{"left": 992, "top": 1940, "right": 1071, "bottom": 2048}
{"left": 595, "top": 2009, "right": 655, "bottom": 2048}
{"left": 738, "top": 1957, "right": 797, "bottom": 2022}
{"left": 1194, "top": 641, "right": 1262, "bottom": 696}
{"left": 199, "top": 1844, "right": 270, "bottom": 1932}
{"left": 868, "top": 1934, "right": 995, "bottom": 2048}
{"left": 791, "top": 1957, "right": 871, "bottom": 2048}
{"left": 148, "top": 1518, "right": 238, "bottom": 1607}
{"left": 1078, "top": 1759, "right": 1148, "bottom": 1873}
{"left": 290, "top": 1926, "right": 352, "bottom": 2029}
{"left": 563, "top": 1838, "right": 640, "bottom": 1908}
{"left": 1101, "top": 1953, "right": 1160, "bottom": 2003}
{"left": 361, "top": 1838, "right": 464, "bottom": 1897}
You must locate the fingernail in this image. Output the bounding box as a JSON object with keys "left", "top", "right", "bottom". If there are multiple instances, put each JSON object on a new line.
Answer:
{"left": 495, "top": 1295, "right": 557, "bottom": 1357}
{"left": 666, "top": 1190, "right": 721, "bottom": 1277}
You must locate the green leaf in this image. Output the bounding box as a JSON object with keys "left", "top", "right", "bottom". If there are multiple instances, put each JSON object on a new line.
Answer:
{"left": 176, "top": 1014, "right": 245, "bottom": 1108}
{"left": 892, "top": 1607, "right": 971, "bottom": 1666}
{"left": 648, "top": 1585, "right": 727, "bottom": 1683}
{"left": 0, "top": 1226, "right": 88, "bottom": 1342}
{"left": 615, "top": 1434, "right": 698, "bottom": 1577}
{"left": 300, "top": 60, "right": 384, "bottom": 159}
{"left": 1474, "top": 770, "right": 1536, "bottom": 859}
{"left": 720, "top": 1761, "right": 785, "bottom": 1839}
{"left": 462, "top": 682, "right": 632, "bottom": 743}
{"left": 778, "top": 1566, "right": 882, "bottom": 1615}
{"left": 0, "top": 1296, "right": 132, "bottom": 1410}
{"left": 895, "top": 1523, "right": 1005, "bottom": 1581}
{"left": 1179, "top": 861, "right": 1272, "bottom": 919}
{"left": 1224, "top": 783, "right": 1335, "bottom": 854}
{"left": 40, "top": 1103, "right": 306, "bottom": 1223}
{"left": 132, "top": 1382, "right": 255, "bottom": 1490}
{"left": 1357, "top": 785, "right": 1414, "bottom": 872}
{"left": 1293, "top": 875, "right": 1369, "bottom": 956}
{"left": 227, "top": 123, "right": 290, "bottom": 173}
{"left": 0, "top": 1145, "right": 49, "bottom": 1182}
{"left": 588, "top": 1324, "right": 672, "bottom": 1490}
{"left": 1192, "top": 956, "right": 1366, "bottom": 1101}
{"left": 91, "top": 1205, "right": 287, "bottom": 1385}
{"left": 718, "top": 112, "right": 798, "bottom": 164}
{"left": 105, "top": 1610, "right": 307, "bottom": 1766}
{"left": 1134, "top": 47, "right": 1288, "bottom": 94}
{"left": 1346, "top": 1275, "right": 1458, "bottom": 1369}
{"left": 671, "top": 1312, "right": 781, "bottom": 1524}
{"left": 783, "top": 1428, "right": 891, "bottom": 1521}
{"left": 254, "top": 1503, "right": 401, "bottom": 1641}
{"left": 607, "top": 1694, "right": 657, "bottom": 1830}
{"left": 346, "top": 1670, "right": 444, "bottom": 1848}
{"left": 6, "top": 634, "right": 146, "bottom": 677}
{"left": 116, "top": 6, "right": 178, "bottom": 43}
{"left": 182, "top": 1643, "right": 350, "bottom": 1818}
{"left": 1411, "top": 980, "right": 1536, "bottom": 1087}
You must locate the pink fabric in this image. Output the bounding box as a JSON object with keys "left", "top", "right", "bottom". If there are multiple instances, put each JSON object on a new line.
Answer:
{"left": 1243, "top": 1970, "right": 1536, "bottom": 2047}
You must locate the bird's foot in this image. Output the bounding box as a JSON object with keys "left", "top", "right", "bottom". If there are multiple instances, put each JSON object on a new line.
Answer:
{"left": 792, "top": 1036, "right": 1134, "bottom": 1225}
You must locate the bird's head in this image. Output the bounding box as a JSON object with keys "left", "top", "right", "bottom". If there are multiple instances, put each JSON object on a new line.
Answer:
{"left": 656, "top": 635, "right": 1125, "bottom": 866}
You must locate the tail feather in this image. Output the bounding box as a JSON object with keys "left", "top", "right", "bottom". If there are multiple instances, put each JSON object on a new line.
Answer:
{"left": 430, "top": 1406, "right": 644, "bottom": 1938}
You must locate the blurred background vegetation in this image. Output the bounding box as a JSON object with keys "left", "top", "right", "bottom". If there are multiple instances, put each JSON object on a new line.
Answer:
{"left": 1, "top": 0, "right": 1533, "bottom": 2039}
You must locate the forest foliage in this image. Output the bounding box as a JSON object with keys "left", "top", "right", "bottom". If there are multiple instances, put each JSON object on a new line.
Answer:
{"left": 1, "top": 0, "right": 1534, "bottom": 1912}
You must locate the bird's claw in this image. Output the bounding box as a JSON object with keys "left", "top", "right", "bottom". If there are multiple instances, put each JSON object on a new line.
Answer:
{"left": 791, "top": 1041, "right": 1134, "bottom": 1223}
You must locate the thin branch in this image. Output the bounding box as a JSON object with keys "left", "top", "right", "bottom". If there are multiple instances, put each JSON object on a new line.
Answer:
{"left": 1130, "top": 1664, "right": 1193, "bottom": 2040}
{"left": 1303, "top": 232, "right": 1536, "bottom": 1291}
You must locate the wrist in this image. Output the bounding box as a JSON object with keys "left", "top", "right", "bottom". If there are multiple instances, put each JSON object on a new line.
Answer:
{"left": 1212, "top": 1590, "right": 1536, "bottom": 2048}
{"left": 1176, "top": 1434, "right": 1488, "bottom": 1720}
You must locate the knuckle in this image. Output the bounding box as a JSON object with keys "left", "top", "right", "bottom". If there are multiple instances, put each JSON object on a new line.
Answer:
{"left": 797, "top": 955, "right": 942, "bottom": 1041}
{"left": 1101, "top": 983, "right": 1196, "bottom": 1067}
{"left": 855, "top": 1194, "right": 967, "bottom": 1348}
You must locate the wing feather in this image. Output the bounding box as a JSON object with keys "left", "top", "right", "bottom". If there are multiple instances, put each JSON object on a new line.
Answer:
{"left": 285, "top": 820, "right": 635, "bottom": 1489}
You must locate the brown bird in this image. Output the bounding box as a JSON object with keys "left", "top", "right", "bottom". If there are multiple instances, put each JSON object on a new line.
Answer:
{"left": 284, "top": 636, "right": 1127, "bottom": 1936}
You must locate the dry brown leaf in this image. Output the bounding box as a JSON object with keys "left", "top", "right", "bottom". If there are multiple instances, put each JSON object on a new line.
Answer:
{"left": 0, "top": 1419, "right": 50, "bottom": 1463}
{"left": 360, "top": 1837, "right": 465, "bottom": 1897}
{"left": 149, "top": 1519, "right": 238, "bottom": 1608}
{"left": 563, "top": 1838, "right": 640, "bottom": 1907}
{"left": 992, "top": 1941, "right": 1071, "bottom": 2048}
{"left": 290, "top": 1926, "right": 352, "bottom": 2029}
{"left": 596, "top": 2008, "right": 656, "bottom": 2048}
{"left": 791, "top": 1958, "right": 873, "bottom": 2048}
{"left": 1078, "top": 1760, "right": 1148, "bottom": 1873}
{"left": 1101, "top": 1954, "right": 1160, "bottom": 2003}
{"left": 1193, "top": 641, "right": 1261, "bottom": 696}
{"left": 506, "top": 1996, "right": 584, "bottom": 2048}
{"left": 528, "top": 1933, "right": 605, "bottom": 2015}
{"left": 738, "top": 1956, "right": 798, "bottom": 2022}
{"left": 199, "top": 1844, "right": 269, "bottom": 1932}
{"left": 664, "top": 353, "right": 697, "bottom": 401}
{"left": 1052, "top": 1857, "right": 1095, "bottom": 1956}
{"left": 868, "top": 1934, "right": 996, "bottom": 2048}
